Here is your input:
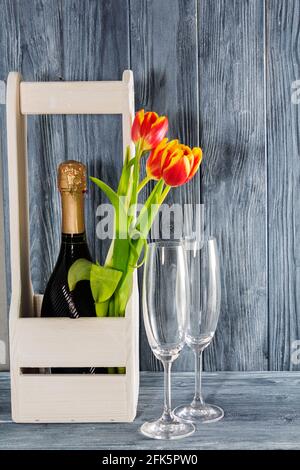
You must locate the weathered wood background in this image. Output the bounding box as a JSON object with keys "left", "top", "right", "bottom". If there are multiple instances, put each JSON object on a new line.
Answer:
{"left": 0, "top": 0, "right": 299, "bottom": 371}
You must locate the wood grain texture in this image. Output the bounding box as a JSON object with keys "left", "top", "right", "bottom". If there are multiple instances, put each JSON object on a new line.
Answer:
{"left": 130, "top": 0, "right": 199, "bottom": 371}
{"left": 0, "top": 101, "right": 8, "bottom": 370}
{"left": 199, "top": 0, "right": 267, "bottom": 371}
{"left": 267, "top": 0, "right": 300, "bottom": 370}
{"left": 1, "top": 371, "right": 300, "bottom": 449}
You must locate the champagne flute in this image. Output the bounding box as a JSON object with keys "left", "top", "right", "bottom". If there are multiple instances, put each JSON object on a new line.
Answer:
{"left": 141, "top": 241, "right": 195, "bottom": 439}
{"left": 174, "top": 237, "right": 224, "bottom": 423}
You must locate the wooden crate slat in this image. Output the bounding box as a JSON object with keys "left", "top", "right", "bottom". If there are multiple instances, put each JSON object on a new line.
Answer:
{"left": 20, "top": 81, "right": 129, "bottom": 115}
{"left": 16, "top": 375, "right": 131, "bottom": 423}
{"left": 14, "top": 317, "right": 128, "bottom": 368}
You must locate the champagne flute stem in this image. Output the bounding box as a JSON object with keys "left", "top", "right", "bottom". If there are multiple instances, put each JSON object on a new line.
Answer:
{"left": 161, "top": 361, "right": 173, "bottom": 423}
{"left": 192, "top": 350, "right": 204, "bottom": 406}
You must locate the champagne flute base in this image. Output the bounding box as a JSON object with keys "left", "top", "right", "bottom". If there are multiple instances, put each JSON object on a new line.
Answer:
{"left": 174, "top": 403, "right": 224, "bottom": 424}
{"left": 140, "top": 417, "right": 195, "bottom": 440}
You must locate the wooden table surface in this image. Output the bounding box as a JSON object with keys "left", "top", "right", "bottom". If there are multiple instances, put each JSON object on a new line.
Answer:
{"left": 1, "top": 371, "right": 300, "bottom": 450}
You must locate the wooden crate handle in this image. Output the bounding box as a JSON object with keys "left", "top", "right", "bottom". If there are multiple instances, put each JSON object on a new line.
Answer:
{"left": 7, "top": 72, "right": 34, "bottom": 321}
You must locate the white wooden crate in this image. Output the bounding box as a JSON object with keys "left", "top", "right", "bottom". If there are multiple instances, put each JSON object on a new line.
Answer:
{"left": 7, "top": 71, "right": 139, "bottom": 423}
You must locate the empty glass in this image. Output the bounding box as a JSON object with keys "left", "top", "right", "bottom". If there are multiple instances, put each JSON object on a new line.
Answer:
{"left": 174, "top": 237, "right": 224, "bottom": 423}
{"left": 141, "top": 241, "right": 195, "bottom": 439}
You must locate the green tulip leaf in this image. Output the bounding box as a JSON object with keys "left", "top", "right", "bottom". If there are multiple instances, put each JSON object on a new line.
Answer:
{"left": 68, "top": 258, "right": 92, "bottom": 291}
{"left": 128, "top": 235, "right": 148, "bottom": 269}
{"left": 95, "top": 301, "right": 110, "bottom": 317}
{"left": 90, "top": 263, "right": 123, "bottom": 304}
{"left": 134, "top": 179, "right": 164, "bottom": 238}
{"left": 91, "top": 175, "right": 131, "bottom": 274}
{"left": 90, "top": 176, "right": 128, "bottom": 242}
{"left": 117, "top": 146, "right": 133, "bottom": 202}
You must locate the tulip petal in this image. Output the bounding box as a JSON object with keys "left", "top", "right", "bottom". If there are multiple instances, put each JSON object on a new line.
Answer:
{"left": 162, "top": 154, "right": 191, "bottom": 187}
{"left": 131, "top": 109, "right": 144, "bottom": 142}
{"left": 145, "top": 116, "right": 168, "bottom": 150}
{"left": 187, "top": 147, "right": 202, "bottom": 181}
{"left": 161, "top": 140, "right": 179, "bottom": 168}
{"left": 141, "top": 111, "right": 159, "bottom": 137}
{"left": 146, "top": 138, "right": 169, "bottom": 179}
{"left": 192, "top": 147, "right": 203, "bottom": 162}
{"left": 146, "top": 156, "right": 161, "bottom": 179}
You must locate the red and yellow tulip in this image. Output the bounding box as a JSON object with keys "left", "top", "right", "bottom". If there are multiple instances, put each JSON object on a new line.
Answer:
{"left": 131, "top": 109, "right": 168, "bottom": 152}
{"left": 70, "top": 109, "right": 203, "bottom": 324}
{"left": 146, "top": 138, "right": 202, "bottom": 187}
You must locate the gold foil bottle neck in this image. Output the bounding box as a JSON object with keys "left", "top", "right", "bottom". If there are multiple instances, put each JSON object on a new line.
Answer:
{"left": 58, "top": 160, "right": 87, "bottom": 193}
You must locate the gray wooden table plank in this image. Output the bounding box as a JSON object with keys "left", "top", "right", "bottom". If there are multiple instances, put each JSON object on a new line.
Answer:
{"left": 198, "top": 0, "right": 268, "bottom": 371}
{"left": 1, "top": 372, "right": 300, "bottom": 450}
{"left": 267, "top": 1, "right": 300, "bottom": 370}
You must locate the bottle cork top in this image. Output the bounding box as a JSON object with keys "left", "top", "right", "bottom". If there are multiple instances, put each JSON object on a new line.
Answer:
{"left": 58, "top": 160, "right": 87, "bottom": 193}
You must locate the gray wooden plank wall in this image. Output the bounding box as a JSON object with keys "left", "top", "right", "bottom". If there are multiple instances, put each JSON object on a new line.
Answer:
{"left": 267, "top": 0, "right": 300, "bottom": 370}
{"left": 199, "top": 0, "right": 267, "bottom": 371}
{"left": 0, "top": 0, "right": 299, "bottom": 371}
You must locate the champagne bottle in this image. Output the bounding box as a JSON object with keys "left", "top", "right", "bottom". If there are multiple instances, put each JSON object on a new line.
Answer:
{"left": 41, "top": 161, "right": 95, "bottom": 374}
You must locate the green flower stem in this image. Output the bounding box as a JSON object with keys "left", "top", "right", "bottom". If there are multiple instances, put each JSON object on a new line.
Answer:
{"left": 117, "top": 145, "right": 133, "bottom": 210}
{"left": 130, "top": 141, "right": 143, "bottom": 214}
{"left": 134, "top": 179, "right": 164, "bottom": 234}
{"left": 137, "top": 175, "right": 151, "bottom": 193}
{"left": 159, "top": 184, "right": 171, "bottom": 205}
{"left": 109, "top": 265, "right": 134, "bottom": 317}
